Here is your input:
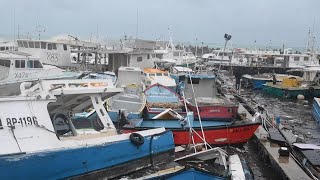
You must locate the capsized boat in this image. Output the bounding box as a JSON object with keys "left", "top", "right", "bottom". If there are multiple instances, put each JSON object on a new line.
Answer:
{"left": 0, "top": 79, "right": 174, "bottom": 179}
{"left": 144, "top": 83, "right": 186, "bottom": 119}
{"left": 142, "top": 68, "right": 177, "bottom": 91}
{"left": 183, "top": 73, "right": 238, "bottom": 121}
{"left": 106, "top": 84, "right": 146, "bottom": 122}
{"left": 263, "top": 66, "right": 320, "bottom": 98}
{"left": 123, "top": 112, "right": 260, "bottom": 146}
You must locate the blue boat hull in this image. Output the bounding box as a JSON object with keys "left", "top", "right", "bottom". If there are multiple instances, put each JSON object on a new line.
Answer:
{"left": 312, "top": 98, "right": 320, "bottom": 126}
{"left": 0, "top": 131, "right": 174, "bottom": 180}
{"left": 108, "top": 111, "right": 142, "bottom": 122}
{"left": 252, "top": 79, "right": 271, "bottom": 89}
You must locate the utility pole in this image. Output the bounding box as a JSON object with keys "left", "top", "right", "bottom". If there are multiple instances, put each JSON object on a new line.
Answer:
{"left": 219, "top": 33, "right": 232, "bottom": 71}
{"left": 201, "top": 42, "right": 204, "bottom": 55}
{"left": 195, "top": 37, "right": 198, "bottom": 57}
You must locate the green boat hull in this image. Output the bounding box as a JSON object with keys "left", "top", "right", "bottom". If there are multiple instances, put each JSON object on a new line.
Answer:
{"left": 263, "top": 84, "right": 320, "bottom": 98}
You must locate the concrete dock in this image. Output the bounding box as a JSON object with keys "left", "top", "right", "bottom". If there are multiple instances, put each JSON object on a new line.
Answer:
{"left": 226, "top": 93, "right": 312, "bottom": 180}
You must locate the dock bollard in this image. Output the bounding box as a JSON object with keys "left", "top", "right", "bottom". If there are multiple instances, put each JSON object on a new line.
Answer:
{"left": 276, "top": 116, "right": 281, "bottom": 127}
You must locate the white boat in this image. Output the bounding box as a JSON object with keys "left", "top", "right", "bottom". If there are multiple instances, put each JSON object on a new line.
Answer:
{"left": 106, "top": 84, "right": 146, "bottom": 122}
{"left": 0, "top": 79, "right": 174, "bottom": 179}
{"left": 142, "top": 68, "right": 177, "bottom": 91}
{"left": 0, "top": 51, "right": 81, "bottom": 95}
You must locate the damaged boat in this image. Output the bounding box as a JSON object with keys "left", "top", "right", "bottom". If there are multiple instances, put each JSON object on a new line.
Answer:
{"left": 0, "top": 79, "right": 174, "bottom": 179}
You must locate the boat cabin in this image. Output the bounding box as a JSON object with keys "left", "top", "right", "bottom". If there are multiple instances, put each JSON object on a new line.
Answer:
{"left": 183, "top": 74, "right": 217, "bottom": 99}
{"left": 142, "top": 68, "right": 176, "bottom": 90}
{"left": 117, "top": 66, "right": 142, "bottom": 87}
{"left": 17, "top": 39, "right": 73, "bottom": 67}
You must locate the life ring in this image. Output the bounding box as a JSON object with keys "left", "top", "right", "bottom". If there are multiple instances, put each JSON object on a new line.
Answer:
{"left": 129, "top": 133, "right": 144, "bottom": 146}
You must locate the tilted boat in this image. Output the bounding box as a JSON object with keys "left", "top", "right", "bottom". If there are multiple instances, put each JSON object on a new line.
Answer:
{"left": 123, "top": 112, "right": 260, "bottom": 146}
{"left": 183, "top": 73, "right": 238, "bottom": 121}
{"left": 242, "top": 73, "right": 301, "bottom": 89}
{"left": 263, "top": 66, "right": 320, "bottom": 98}
{"left": 144, "top": 83, "right": 185, "bottom": 119}
{"left": 0, "top": 51, "right": 81, "bottom": 95}
{"left": 0, "top": 79, "right": 174, "bottom": 179}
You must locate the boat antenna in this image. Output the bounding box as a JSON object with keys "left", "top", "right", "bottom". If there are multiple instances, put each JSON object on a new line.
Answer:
{"left": 168, "top": 27, "right": 176, "bottom": 50}
{"left": 135, "top": 8, "right": 139, "bottom": 49}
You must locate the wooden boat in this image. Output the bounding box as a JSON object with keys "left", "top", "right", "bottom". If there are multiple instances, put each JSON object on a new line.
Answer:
{"left": 106, "top": 84, "right": 146, "bottom": 122}
{"left": 0, "top": 79, "right": 174, "bottom": 179}
{"left": 263, "top": 66, "right": 320, "bottom": 98}
{"left": 183, "top": 73, "right": 238, "bottom": 121}
{"left": 123, "top": 112, "right": 260, "bottom": 146}
{"left": 144, "top": 83, "right": 186, "bottom": 119}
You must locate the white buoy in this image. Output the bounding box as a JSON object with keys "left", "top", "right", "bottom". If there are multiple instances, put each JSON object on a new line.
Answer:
{"left": 297, "top": 94, "right": 305, "bottom": 100}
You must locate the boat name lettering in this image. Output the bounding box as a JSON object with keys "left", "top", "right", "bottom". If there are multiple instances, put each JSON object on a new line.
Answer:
{"left": 46, "top": 52, "right": 60, "bottom": 63}
{"left": 15, "top": 72, "right": 31, "bottom": 79}
{"left": 209, "top": 109, "right": 220, "bottom": 113}
{"left": 230, "top": 126, "right": 254, "bottom": 133}
{"left": 6, "top": 117, "right": 38, "bottom": 127}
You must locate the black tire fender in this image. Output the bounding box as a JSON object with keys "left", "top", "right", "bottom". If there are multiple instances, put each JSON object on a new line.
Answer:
{"left": 129, "top": 133, "right": 144, "bottom": 146}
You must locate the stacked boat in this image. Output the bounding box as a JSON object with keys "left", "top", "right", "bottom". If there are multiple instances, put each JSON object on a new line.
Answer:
{"left": 0, "top": 64, "right": 259, "bottom": 179}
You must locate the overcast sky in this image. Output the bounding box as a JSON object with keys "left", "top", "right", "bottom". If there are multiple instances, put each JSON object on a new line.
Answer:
{"left": 0, "top": 0, "right": 319, "bottom": 47}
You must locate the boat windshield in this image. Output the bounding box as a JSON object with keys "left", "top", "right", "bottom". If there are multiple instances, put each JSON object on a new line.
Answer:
{"left": 163, "top": 73, "right": 169, "bottom": 76}
{"left": 149, "top": 73, "right": 155, "bottom": 76}
{"left": 156, "top": 73, "right": 162, "bottom": 76}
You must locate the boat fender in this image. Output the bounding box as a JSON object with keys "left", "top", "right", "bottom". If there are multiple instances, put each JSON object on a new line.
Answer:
{"left": 129, "top": 133, "right": 144, "bottom": 146}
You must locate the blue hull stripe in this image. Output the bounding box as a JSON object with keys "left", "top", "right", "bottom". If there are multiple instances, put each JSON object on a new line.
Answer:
{"left": 0, "top": 131, "right": 174, "bottom": 180}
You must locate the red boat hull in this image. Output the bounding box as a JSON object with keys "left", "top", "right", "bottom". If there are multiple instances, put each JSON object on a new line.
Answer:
{"left": 187, "top": 104, "right": 238, "bottom": 121}
{"left": 123, "top": 122, "right": 260, "bottom": 145}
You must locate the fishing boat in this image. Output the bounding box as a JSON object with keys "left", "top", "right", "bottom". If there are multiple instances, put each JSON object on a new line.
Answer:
{"left": 123, "top": 111, "right": 260, "bottom": 146}
{"left": 141, "top": 147, "right": 252, "bottom": 180}
{"left": 106, "top": 84, "right": 146, "bottom": 122}
{"left": 0, "top": 79, "right": 174, "bottom": 179}
{"left": 263, "top": 66, "right": 320, "bottom": 98}
{"left": 144, "top": 83, "right": 185, "bottom": 119}
{"left": 183, "top": 73, "right": 238, "bottom": 121}
{"left": 312, "top": 97, "right": 320, "bottom": 126}
{"left": 242, "top": 73, "right": 301, "bottom": 89}
{"left": 142, "top": 68, "right": 177, "bottom": 91}
{"left": 0, "top": 51, "right": 81, "bottom": 96}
